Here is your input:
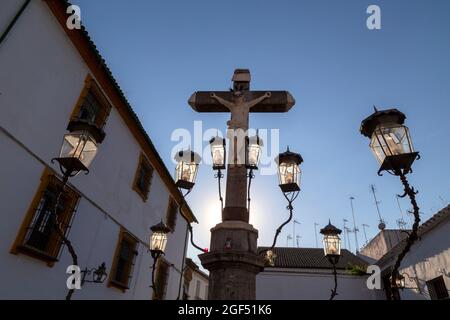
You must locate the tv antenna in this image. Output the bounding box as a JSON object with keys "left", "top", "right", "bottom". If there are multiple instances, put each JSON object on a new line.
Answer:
{"left": 370, "top": 185, "right": 386, "bottom": 230}
{"left": 349, "top": 196, "right": 360, "bottom": 253}
{"left": 293, "top": 220, "right": 301, "bottom": 248}
{"left": 396, "top": 195, "right": 408, "bottom": 230}
{"left": 296, "top": 235, "right": 301, "bottom": 248}
{"left": 344, "top": 226, "right": 353, "bottom": 252}
{"left": 287, "top": 234, "right": 292, "bottom": 247}
{"left": 314, "top": 222, "right": 320, "bottom": 248}
{"left": 362, "top": 224, "right": 370, "bottom": 244}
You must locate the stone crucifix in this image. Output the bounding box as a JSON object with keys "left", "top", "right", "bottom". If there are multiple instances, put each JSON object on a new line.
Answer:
{"left": 188, "top": 69, "right": 296, "bottom": 300}
{"left": 209, "top": 91, "right": 272, "bottom": 130}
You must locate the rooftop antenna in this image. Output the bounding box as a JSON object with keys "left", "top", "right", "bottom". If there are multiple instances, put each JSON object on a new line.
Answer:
{"left": 362, "top": 224, "right": 370, "bottom": 244}
{"left": 293, "top": 220, "right": 301, "bottom": 248}
{"left": 342, "top": 219, "right": 349, "bottom": 249}
{"left": 296, "top": 235, "right": 301, "bottom": 248}
{"left": 438, "top": 196, "right": 448, "bottom": 207}
{"left": 396, "top": 218, "right": 407, "bottom": 230}
{"left": 314, "top": 222, "right": 319, "bottom": 248}
{"left": 396, "top": 195, "right": 408, "bottom": 230}
{"left": 349, "top": 196, "right": 360, "bottom": 253}
{"left": 370, "top": 184, "right": 386, "bottom": 231}
{"left": 344, "top": 219, "right": 352, "bottom": 251}
{"left": 344, "top": 226, "right": 352, "bottom": 252}
{"left": 287, "top": 234, "right": 292, "bottom": 247}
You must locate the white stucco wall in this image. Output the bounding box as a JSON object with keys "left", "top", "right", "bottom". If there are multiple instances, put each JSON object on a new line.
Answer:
{"left": 0, "top": 0, "right": 189, "bottom": 299}
{"left": 257, "top": 269, "right": 378, "bottom": 300}
{"left": 397, "top": 216, "right": 450, "bottom": 300}
{"left": 187, "top": 271, "right": 209, "bottom": 300}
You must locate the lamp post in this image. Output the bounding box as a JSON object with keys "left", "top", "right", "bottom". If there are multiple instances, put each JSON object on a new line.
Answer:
{"left": 80, "top": 262, "right": 108, "bottom": 286}
{"left": 259, "top": 147, "right": 303, "bottom": 260}
{"left": 51, "top": 121, "right": 104, "bottom": 300}
{"left": 149, "top": 221, "right": 171, "bottom": 300}
{"left": 360, "top": 107, "right": 421, "bottom": 300}
{"left": 246, "top": 132, "right": 263, "bottom": 215}
{"left": 320, "top": 221, "right": 342, "bottom": 300}
{"left": 191, "top": 69, "right": 295, "bottom": 299}
{"left": 173, "top": 149, "right": 206, "bottom": 253}
{"left": 210, "top": 135, "right": 226, "bottom": 212}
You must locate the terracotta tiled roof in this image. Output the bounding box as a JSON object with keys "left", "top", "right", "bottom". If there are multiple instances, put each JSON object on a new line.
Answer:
{"left": 258, "top": 247, "right": 368, "bottom": 270}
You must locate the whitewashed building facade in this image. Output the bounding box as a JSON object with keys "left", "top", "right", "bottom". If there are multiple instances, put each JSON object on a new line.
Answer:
{"left": 0, "top": 0, "right": 197, "bottom": 300}
{"left": 256, "top": 248, "right": 378, "bottom": 300}
{"left": 183, "top": 258, "right": 209, "bottom": 300}
{"left": 367, "top": 206, "right": 450, "bottom": 300}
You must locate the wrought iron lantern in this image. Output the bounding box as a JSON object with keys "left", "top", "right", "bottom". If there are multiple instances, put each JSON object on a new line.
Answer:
{"left": 149, "top": 221, "right": 171, "bottom": 259}
{"left": 53, "top": 121, "right": 104, "bottom": 177}
{"left": 209, "top": 135, "right": 226, "bottom": 170}
{"left": 391, "top": 273, "right": 406, "bottom": 289}
{"left": 360, "top": 107, "right": 419, "bottom": 175}
{"left": 320, "top": 221, "right": 342, "bottom": 265}
{"left": 246, "top": 132, "right": 263, "bottom": 170}
{"left": 174, "top": 149, "right": 201, "bottom": 190}
{"left": 275, "top": 147, "right": 303, "bottom": 193}
{"left": 81, "top": 262, "right": 108, "bottom": 285}
{"left": 92, "top": 262, "right": 108, "bottom": 283}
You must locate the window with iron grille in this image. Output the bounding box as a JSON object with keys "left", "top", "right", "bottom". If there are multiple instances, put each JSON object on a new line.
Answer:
{"left": 70, "top": 75, "right": 111, "bottom": 129}
{"left": 11, "top": 168, "right": 79, "bottom": 265}
{"left": 427, "top": 276, "right": 449, "bottom": 300}
{"left": 132, "top": 153, "right": 154, "bottom": 201}
{"left": 153, "top": 259, "right": 170, "bottom": 300}
{"left": 166, "top": 197, "right": 178, "bottom": 231}
{"left": 109, "top": 230, "right": 138, "bottom": 291}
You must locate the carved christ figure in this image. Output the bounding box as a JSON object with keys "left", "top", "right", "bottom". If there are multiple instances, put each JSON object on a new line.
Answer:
{"left": 210, "top": 91, "right": 272, "bottom": 129}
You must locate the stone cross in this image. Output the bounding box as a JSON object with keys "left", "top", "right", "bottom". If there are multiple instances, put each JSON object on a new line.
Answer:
{"left": 188, "top": 69, "right": 295, "bottom": 300}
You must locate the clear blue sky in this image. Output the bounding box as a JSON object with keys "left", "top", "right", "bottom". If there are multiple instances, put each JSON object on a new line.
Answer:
{"left": 73, "top": 0, "right": 450, "bottom": 264}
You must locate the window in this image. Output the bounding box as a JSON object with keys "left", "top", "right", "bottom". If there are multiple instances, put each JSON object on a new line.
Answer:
{"left": 166, "top": 197, "right": 178, "bottom": 231}
{"left": 70, "top": 75, "right": 111, "bottom": 128}
{"left": 153, "top": 259, "right": 170, "bottom": 300}
{"left": 132, "top": 153, "right": 154, "bottom": 201}
{"left": 11, "top": 168, "right": 79, "bottom": 266}
{"left": 109, "top": 230, "right": 138, "bottom": 291}
{"left": 427, "top": 276, "right": 449, "bottom": 300}
{"left": 195, "top": 280, "right": 201, "bottom": 300}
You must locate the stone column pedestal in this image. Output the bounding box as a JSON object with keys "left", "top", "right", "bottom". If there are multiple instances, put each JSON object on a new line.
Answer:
{"left": 199, "top": 221, "right": 265, "bottom": 300}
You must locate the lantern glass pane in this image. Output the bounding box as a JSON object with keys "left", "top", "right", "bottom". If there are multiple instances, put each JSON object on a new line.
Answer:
{"left": 59, "top": 131, "right": 98, "bottom": 168}
{"left": 247, "top": 143, "right": 262, "bottom": 168}
{"left": 211, "top": 144, "right": 225, "bottom": 168}
{"left": 323, "top": 234, "right": 341, "bottom": 256}
{"left": 278, "top": 162, "right": 301, "bottom": 186}
{"left": 175, "top": 161, "right": 198, "bottom": 184}
{"left": 370, "top": 124, "right": 413, "bottom": 165}
{"left": 150, "top": 231, "right": 168, "bottom": 252}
